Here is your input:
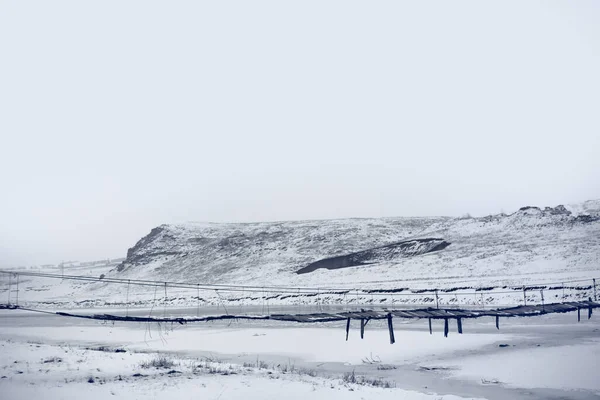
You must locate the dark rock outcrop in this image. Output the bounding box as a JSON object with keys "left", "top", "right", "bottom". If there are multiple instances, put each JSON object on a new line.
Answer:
{"left": 296, "top": 238, "right": 450, "bottom": 274}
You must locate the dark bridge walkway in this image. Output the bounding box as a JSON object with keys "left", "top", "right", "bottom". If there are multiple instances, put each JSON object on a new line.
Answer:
{"left": 2, "top": 300, "right": 597, "bottom": 344}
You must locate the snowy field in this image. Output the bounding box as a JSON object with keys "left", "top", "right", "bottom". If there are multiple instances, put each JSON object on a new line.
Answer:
{"left": 2, "top": 202, "right": 599, "bottom": 399}
{"left": 1, "top": 308, "right": 599, "bottom": 400}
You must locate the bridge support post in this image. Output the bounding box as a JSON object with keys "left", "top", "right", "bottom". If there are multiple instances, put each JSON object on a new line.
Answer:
{"left": 345, "top": 318, "right": 350, "bottom": 341}
{"left": 444, "top": 318, "right": 449, "bottom": 337}
{"left": 387, "top": 314, "right": 395, "bottom": 344}
{"left": 15, "top": 274, "right": 19, "bottom": 307}
{"left": 7, "top": 273, "right": 11, "bottom": 306}
{"left": 360, "top": 318, "right": 365, "bottom": 339}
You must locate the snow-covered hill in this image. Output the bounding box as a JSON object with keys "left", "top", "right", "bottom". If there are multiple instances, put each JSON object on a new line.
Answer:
{"left": 115, "top": 216, "right": 447, "bottom": 285}
{"left": 113, "top": 202, "right": 600, "bottom": 291}
{"left": 566, "top": 199, "right": 600, "bottom": 216}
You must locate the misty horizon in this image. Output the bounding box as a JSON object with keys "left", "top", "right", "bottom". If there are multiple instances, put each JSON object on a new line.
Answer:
{"left": 2, "top": 1, "right": 599, "bottom": 267}
{"left": 2, "top": 196, "right": 597, "bottom": 268}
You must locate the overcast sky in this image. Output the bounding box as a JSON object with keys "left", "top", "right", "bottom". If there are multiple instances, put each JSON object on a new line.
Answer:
{"left": 1, "top": 1, "right": 599, "bottom": 266}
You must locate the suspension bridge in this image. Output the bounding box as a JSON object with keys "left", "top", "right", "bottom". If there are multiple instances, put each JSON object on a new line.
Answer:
{"left": 1, "top": 270, "right": 598, "bottom": 344}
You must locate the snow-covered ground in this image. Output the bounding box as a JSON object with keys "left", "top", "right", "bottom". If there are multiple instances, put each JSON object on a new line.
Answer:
{"left": 432, "top": 340, "right": 600, "bottom": 392}
{"left": 1, "top": 339, "right": 476, "bottom": 400}
{"left": 1, "top": 309, "right": 599, "bottom": 399}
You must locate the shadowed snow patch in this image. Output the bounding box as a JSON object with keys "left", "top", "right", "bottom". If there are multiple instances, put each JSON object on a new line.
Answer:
{"left": 296, "top": 238, "right": 450, "bottom": 274}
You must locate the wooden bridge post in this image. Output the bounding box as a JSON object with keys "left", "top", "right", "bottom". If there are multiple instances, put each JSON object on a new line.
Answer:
{"left": 197, "top": 284, "right": 201, "bottom": 317}
{"left": 387, "top": 313, "right": 395, "bottom": 344}
{"left": 15, "top": 274, "right": 19, "bottom": 307}
{"left": 428, "top": 318, "right": 432, "bottom": 335}
{"left": 589, "top": 298, "right": 593, "bottom": 319}
{"left": 594, "top": 279, "right": 597, "bottom": 301}
{"left": 345, "top": 318, "right": 351, "bottom": 341}
{"left": 577, "top": 307, "right": 581, "bottom": 322}
{"left": 7, "top": 273, "right": 11, "bottom": 306}
{"left": 360, "top": 318, "right": 365, "bottom": 339}
{"left": 495, "top": 315, "right": 499, "bottom": 330}
{"left": 443, "top": 318, "right": 449, "bottom": 337}
{"left": 125, "top": 279, "right": 130, "bottom": 317}
{"left": 457, "top": 317, "right": 463, "bottom": 334}
{"left": 163, "top": 282, "right": 168, "bottom": 317}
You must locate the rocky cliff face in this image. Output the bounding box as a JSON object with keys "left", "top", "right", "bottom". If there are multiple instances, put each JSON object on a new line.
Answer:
{"left": 296, "top": 238, "right": 451, "bottom": 274}
{"left": 113, "top": 201, "right": 600, "bottom": 289}
{"left": 115, "top": 217, "right": 447, "bottom": 280}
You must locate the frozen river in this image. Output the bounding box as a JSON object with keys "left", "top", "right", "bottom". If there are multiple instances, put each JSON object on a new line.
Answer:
{"left": 1, "top": 308, "right": 599, "bottom": 400}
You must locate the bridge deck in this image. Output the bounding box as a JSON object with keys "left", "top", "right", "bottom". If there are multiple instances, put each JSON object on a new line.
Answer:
{"left": 2, "top": 300, "right": 597, "bottom": 324}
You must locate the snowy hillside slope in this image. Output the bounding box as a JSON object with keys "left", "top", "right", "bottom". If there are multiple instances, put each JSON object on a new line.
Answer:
{"left": 566, "top": 199, "right": 600, "bottom": 216}
{"left": 115, "top": 217, "right": 447, "bottom": 285}
{"left": 112, "top": 202, "right": 600, "bottom": 291}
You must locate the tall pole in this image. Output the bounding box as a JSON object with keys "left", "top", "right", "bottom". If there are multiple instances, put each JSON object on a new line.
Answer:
{"left": 7, "top": 272, "right": 11, "bottom": 305}
{"left": 125, "top": 280, "right": 130, "bottom": 317}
